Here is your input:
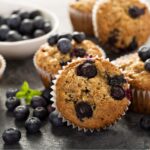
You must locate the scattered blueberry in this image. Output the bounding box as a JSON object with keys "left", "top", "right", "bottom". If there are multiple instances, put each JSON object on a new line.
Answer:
{"left": 47, "top": 105, "right": 55, "bottom": 114}
{"left": 19, "top": 11, "right": 30, "bottom": 20}
{"left": 30, "top": 10, "right": 41, "bottom": 19}
{"left": 76, "top": 61, "right": 97, "bottom": 78}
{"left": 6, "top": 88, "right": 19, "bottom": 98}
{"left": 140, "top": 116, "right": 150, "bottom": 130}
{"left": 2, "top": 128, "right": 21, "bottom": 145}
{"left": 14, "top": 105, "right": 30, "bottom": 121}
{"left": 31, "top": 96, "right": 47, "bottom": 109}
{"left": 25, "top": 117, "right": 41, "bottom": 134}
{"left": 49, "top": 111, "right": 64, "bottom": 127}
{"left": 57, "top": 38, "right": 72, "bottom": 54}
{"left": 6, "top": 30, "right": 22, "bottom": 41}
{"left": 42, "top": 88, "right": 52, "bottom": 104}
{"left": 58, "top": 33, "right": 72, "bottom": 41}
{"left": 72, "top": 32, "right": 86, "bottom": 43}
{"left": 34, "top": 16, "right": 45, "bottom": 29}
{"left": 7, "top": 14, "right": 21, "bottom": 29}
{"left": 33, "top": 107, "right": 48, "bottom": 120}
{"left": 0, "top": 25, "right": 10, "bottom": 41}
{"left": 111, "top": 86, "right": 125, "bottom": 100}
{"left": 33, "top": 29, "right": 45, "bottom": 38}
{"left": 75, "top": 101, "right": 93, "bottom": 121}
{"left": 144, "top": 59, "right": 150, "bottom": 72}
{"left": 47, "top": 34, "right": 58, "bottom": 46}
{"left": 108, "top": 75, "right": 126, "bottom": 86}
{"left": 138, "top": 46, "right": 150, "bottom": 62}
{"left": 0, "top": 16, "right": 6, "bottom": 25}
{"left": 72, "top": 48, "right": 86, "bottom": 57}
{"left": 22, "top": 35, "right": 30, "bottom": 40}
{"left": 43, "top": 22, "right": 51, "bottom": 33}
{"left": 5, "top": 97, "right": 20, "bottom": 111}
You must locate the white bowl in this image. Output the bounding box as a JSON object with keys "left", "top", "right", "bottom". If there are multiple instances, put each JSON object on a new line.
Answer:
{"left": 0, "top": 54, "right": 6, "bottom": 79}
{"left": 0, "top": 0, "right": 59, "bottom": 59}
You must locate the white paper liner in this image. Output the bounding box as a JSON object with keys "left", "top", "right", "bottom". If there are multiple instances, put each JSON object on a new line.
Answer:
{"left": 50, "top": 57, "right": 131, "bottom": 132}
{"left": 0, "top": 54, "right": 6, "bottom": 79}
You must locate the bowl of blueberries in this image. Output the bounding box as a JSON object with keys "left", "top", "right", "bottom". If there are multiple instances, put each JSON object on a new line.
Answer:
{"left": 0, "top": 0, "right": 59, "bottom": 59}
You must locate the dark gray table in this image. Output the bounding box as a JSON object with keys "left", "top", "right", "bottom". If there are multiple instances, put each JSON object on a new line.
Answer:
{"left": 0, "top": 0, "right": 150, "bottom": 149}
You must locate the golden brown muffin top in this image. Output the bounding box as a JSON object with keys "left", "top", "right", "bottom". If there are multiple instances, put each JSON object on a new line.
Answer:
{"left": 70, "top": 0, "right": 96, "bottom": 13}
{"left": 55, "top": 58, "right": 130, "bottom": 129}
{"left": 35, "top": 40, "right": 104, "bottom": 75}
{"left": 112, "top": 53, "right": 150, "bottom": 90}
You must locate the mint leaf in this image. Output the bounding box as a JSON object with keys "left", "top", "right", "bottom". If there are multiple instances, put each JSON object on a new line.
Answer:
{"left": 16, "top": 91, "right": 26, "bottom": 99}
{"left": 21, "top": 81, "right": 29, "bottom": 92}
{"left": 25, "top": 95, "right": 33, "bottom": 105}
{"left": 29, "top": 89, "right": 42, "bottom": 97}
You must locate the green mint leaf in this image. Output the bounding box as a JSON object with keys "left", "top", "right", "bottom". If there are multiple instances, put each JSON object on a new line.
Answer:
{"left": 16, "top": 91, "right": 26, "bottom": 99}
{"left": 21, "top": 81, "right": 29, "bottom": 92}
{"left": 25, "top": 94, "right": 33, "bottom": 105}
{"left": 29, "top": 89, "right": 42, "bottom": 97}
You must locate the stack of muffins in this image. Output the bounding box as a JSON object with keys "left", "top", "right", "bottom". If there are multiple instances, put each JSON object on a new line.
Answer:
{"left": 33, "top": 0, "right": 150, "bottom": 132}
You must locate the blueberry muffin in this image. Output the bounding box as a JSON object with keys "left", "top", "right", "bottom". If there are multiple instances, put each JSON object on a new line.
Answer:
{"left": 53, "top": 57, "right": 130, "bottom": 130}
{"left": 34, "top": 32, "right": 105, "bottom": 88}
{"left": 112, "top": 45, "right": 150, "bottom": 114}
{"left": 69, "top": 0, "right": 96, "bottom": 35}
{"left": 93, "top": 0, "right": 150, "bottom": 53}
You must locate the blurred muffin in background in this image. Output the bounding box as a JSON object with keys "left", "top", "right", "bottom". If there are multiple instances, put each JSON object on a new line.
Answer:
{"left": 69, "top": 0, "right": 96, "bottom": 36}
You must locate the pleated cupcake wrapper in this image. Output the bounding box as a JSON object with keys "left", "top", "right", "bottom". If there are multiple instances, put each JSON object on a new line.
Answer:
{"left": 50, "top": 57, "right": 131, "bottom": 132}
{"left": 0, "top": 54, "right": 6, "bottom": 79}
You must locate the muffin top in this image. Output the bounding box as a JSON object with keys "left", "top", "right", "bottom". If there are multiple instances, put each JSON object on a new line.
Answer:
{"left": 93, "top": 0, "right": 150, "bottom": 52}
{"left": 55, "top": 57, "right": 130, "bottom": 129}
{"left": 35, "top": 32, "right": 104, "bottom": 75}
{"left": 70, "top": 0, "right": 96, "bottom": 13}
{"left": 112, "top": 47, "right": 150, "bottom": 90}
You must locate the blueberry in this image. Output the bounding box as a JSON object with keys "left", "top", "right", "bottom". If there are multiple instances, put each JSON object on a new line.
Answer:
{"left": 140, "top": 116, "right": 150, "bottom": 130}
{"left": 72, "top": 48, "right": 86, "bottom": 57}
{"left": 33, "top": 107, "right": 48, "bottom": 120}
{"left": 129, "top": 6, "right": 145, "bottom": 19}
{"left": 138, "top": 46, "right": 150, "bottom": 62}
{"left": 76, "top": 61, "right": 97, "bottom": 78}
{"left": 14, "top": 105, "right": 30, "bottom": 121}
{"left": 6, "top": 97, "right": 20, "bottom": 111}
{"left": 33, "top": 29, "right": 45, "bottom": 38}
{"left": 22, "top": 35, "right": 30, "bottom": 40}
{"left": 6, "top": 88, "right": 19, "bottom": 98}
{"left": 49, "top": 111, "right": 64, "bottom": 127}
{"left": 43, "top": 22, "right": 52, "bottom": 33}
{"left": 31, "top": 96, "right": 47, "bottom": 109}
{"left": 144, "top": 59, "right": 150, "bottom": 72}
{"left": 47, "top": 34, "right": 58, "bottom": 46}
{"left": 108, "top": 75, "right": 126, "bottom": 86}
{"left": 111, "top": 86, "right": 125, "bottom": 100}
{"left": 6, "top": 30, "right": 22, "bottom": 42}
{"left": 30, "top": 10, "right": 41, "bottom": 19}
{"left": 19, "top": 11, "right": 30, "bottom": 20}
{"left": 75, "top": 102, "right": 93, "bottom": 121}
{"left": 58, "top": 33, "right": 72, "bottom": 41}
{"left": 72, "top": 32, "right": 86, "bottom": 43}
{"left": 34, "top": 16, "right": 45, "bottom": 29}
{"left": 0, "top": 25, "right": 10, "bottom": 41}
{"left": 7, "top": 14, "right": 21, "bottom": 29}
{"left": 25, "top": 117, "right": 41, "bottom": 134}
{"left": 42, "top": 88, "right": 52, "bottom": 104}
{"left": 47, "top": 105, "right": 55, "bottom": 114}
{"left": 20, "top": 19, "right": 34, "bottom": 35}
{"left": 0, "top": 16, "right": 6, "bottom": 25}
{"left": 2, "top": 128, "right": 21, "bottom": 145}
{"left": 57, "top": 38, "right": 72, "bottom": 54}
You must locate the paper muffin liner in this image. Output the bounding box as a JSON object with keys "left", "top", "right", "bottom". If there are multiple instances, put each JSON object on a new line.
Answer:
{"left": 69, "top": 7, "right": 94, "bottom": 36}
{"left": 0, "top": 54, "right": 6, "bottom": 79}
{"left": 50, "top": 57, "right": 131, "bottom": 132}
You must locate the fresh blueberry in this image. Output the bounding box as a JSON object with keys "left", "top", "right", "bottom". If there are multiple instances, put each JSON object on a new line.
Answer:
{"left": 72, "top": 48, "right": 86, "bottom": 57}
{"left": 49, "top": 111, "right": 64, "bottom": 127}
{"left": 108, "top": 75, "right": 126, "bottom": 86}
{"left": 42, "top": 88, "right": 52, "bottom": 104}
{"left": 75, "top": 102, "right": 93, "bottom": 121}
{"left": 14, "top": 105, "right": 30, "bottom": 121}
{"left": 19, "top": 11, "right": 30, "bottom": 20}
{"left": 25, "top": 117, "right": 41, "bottom": 134}
{"left": 0, "top": 25, "right": 10, "bottom": 41}
{"left": 111, "top": 86, "right": 125, "bottom": 100}
{"left": 76, "top": 61, "right": 97, "bottom": 78}
{"left": 0, "top": 16, "right": 6, "bottom": 25}
{"left": 31, "top": 96, "right": 47, "bottom": 109}
{"left": 138, "top": 46, "right": 150, "bottom": 62}
{"left": 57, "top": 38, "right": 72, "bottom": 54}
{"left": 33, "top": 16, "right": 45, "bottom": 29}
{"left": 129, "top": 6, "right": 145, "bottom": 18}
{"left": 6, "top": 97, "right": 20, "bottom": 111}
{"left": 22, "top": 35, "right": 30, "bottom": 40}
{"left": 43, "top": 22, "right": 52, "bottom": 33}
{"left": 58, "top": 33, "right": 72, "bottom": 41}
{"left": 47, "top": 34, "right": 58, "bottom": 46}
{"left": 144, "top": 59, "right": 150, "bottom": 72}
{"left": 7, "top": 14, "right": 21, "bottom": 29}
{"left": 30, "top": 10, "right": 41, "bottom": 19}
{"left": 20, "top": 19, "right": 34, "bottom": 35}
{"left": 2, "top": 128, "right": 21, "bottom": 145}
{"left": 6, "top": 88, "right": 19, "bottom": 98}
{"left": 6, "top": 30, "right": 22, "bottom": 42}
{"left": 72, "top": 32, "right": 86, "bottom": 43}
{"left": 140, "top": 116, "right": 150, "bottom": 130}
{"left": 47, "top": 105, "right": 55, "bottom": 114}
{"left": 33, "top": 107, "right": 48, "bottom": 120}
{"left": 33, "top": 29, "right": 45, "bottom": 38}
